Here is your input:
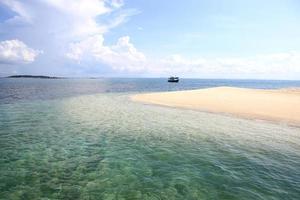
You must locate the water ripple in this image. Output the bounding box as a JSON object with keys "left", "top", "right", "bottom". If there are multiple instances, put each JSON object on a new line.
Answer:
{"left": 0, "top": 94, "right": 299, "bottom": 199}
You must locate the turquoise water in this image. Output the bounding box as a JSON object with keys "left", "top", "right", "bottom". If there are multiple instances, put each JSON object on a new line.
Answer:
{"left": 0, "top": 79, "right": 300, "bottom": 199}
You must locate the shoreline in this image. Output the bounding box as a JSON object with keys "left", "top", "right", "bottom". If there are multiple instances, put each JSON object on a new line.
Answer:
{"left": 131, "top": 87, "right": 300, "bottom": 125}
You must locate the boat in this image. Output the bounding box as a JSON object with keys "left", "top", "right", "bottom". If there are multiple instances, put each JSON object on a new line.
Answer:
{"left": 168, "top": 76, "right": 179, "bottom": 82}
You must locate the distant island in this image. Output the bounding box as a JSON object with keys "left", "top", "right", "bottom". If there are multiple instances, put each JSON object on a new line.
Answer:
{"left": 7, "top": 75, "right": 62, "bottom": 79}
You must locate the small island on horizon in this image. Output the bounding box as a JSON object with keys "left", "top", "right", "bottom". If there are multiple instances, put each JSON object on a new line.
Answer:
{"left": 7, "top": 75, "right": 63, "bottom": 79}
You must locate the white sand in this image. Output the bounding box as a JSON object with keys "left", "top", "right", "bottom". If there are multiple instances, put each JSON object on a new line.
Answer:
{"left": 131, "top": 87, "right": 300, "bottom": 125}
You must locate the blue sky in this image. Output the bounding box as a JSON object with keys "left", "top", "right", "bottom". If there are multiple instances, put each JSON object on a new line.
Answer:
{"left": 112, "top": 0, "right": 300, "bottom": 57}
{"left": 0, "top": 0, "right": 300, "bottom": 79}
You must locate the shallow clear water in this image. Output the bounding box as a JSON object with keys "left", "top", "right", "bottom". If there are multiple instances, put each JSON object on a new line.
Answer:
{"left": 0, "top": 78, "right": 300, "bottom": 199}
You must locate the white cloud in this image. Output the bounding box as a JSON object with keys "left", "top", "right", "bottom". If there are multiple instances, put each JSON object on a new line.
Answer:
{"left": 37, "top": 0, "right": 138, "bottom": 39}
{"left": 0, "top": 39, "right": 41, "bottom": 64}
{"left": 66, "top": 34, "right": 300, "bottom": 78}
{"left": 0, "top": 0, "right": 136, "bottom": 44}
{"left": 67, "top": 35, "right": 146, "bottom": 72}
{"left": 0, "top": 0, "right": 32, "bottom": 24}
{"left": 147, "top": 52, "right": 300, "bottom": 78}
{"left": 109, "top": 0, "right": 124, "bottom": 8}
{"left": 0, "top": 0, "right": 141, "bottom": 69}
{"left": 43, "top": 0, "right": 111, "bottom": 38}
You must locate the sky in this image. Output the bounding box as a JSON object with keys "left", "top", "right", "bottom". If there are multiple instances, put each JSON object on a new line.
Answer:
{"left": 0, "top": 0, "right": 300, "bottom": 79}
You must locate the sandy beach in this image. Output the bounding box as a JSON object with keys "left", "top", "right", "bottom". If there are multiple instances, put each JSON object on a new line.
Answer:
{"left": 132, "top": 87, "right": 300, "bottom": 125}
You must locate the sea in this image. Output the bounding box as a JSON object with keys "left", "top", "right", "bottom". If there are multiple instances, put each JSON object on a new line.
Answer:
{"left": 0, "top": 78, "right": 300, "bottom": 200}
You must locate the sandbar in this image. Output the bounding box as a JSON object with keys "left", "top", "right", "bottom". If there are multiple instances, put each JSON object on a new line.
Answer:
{"left": 131, "top": 87, "right": 300, "bottom": 125}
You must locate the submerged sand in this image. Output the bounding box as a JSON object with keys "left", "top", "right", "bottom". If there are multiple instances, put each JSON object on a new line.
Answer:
{"left": 131, "top": 87, "right": 300, "bottom": 125}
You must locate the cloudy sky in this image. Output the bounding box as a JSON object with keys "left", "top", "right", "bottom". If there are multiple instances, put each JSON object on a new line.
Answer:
{"left": 0, "top": 0, "right": 300, "bottom": 79}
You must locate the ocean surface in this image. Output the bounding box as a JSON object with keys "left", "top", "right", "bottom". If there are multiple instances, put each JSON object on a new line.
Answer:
{"left": 0, "top": 78, "right": 300, "bottom": 200}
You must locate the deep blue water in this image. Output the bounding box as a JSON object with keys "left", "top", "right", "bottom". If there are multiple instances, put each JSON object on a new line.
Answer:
{"left": 1, "top": 78, "right": 300, "bottom": 104}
